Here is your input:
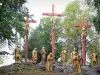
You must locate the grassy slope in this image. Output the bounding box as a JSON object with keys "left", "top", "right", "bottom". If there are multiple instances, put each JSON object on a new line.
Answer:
{"left": 0, "top": 63, "right": 64, "bottom": 75}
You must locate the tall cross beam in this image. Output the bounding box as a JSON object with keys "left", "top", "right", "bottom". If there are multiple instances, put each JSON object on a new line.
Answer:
{"left": 24, "top": 16, "right": 36, "bottom": 62}
{"left": 74, "top": 17, "right": 91, "bottom": 65}
{"left": 42, "top": 4, "right": 64, "bottom": 57}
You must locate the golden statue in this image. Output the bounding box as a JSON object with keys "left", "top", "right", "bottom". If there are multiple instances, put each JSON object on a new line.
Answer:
{"left": 61, "top": 48, "right": 67, "bottom": 64}
{"left": 31, "top": 48, "right": 38, "bottom": 63}
{"left": 70, "top": 50, "right": 81, "bottom": 73}
{"left": 15, "top": 46, "right": 20, "bottom": 63}
{"left": 41, "top": 47, "right": 46, "bottom": 63}
{"left": 46, "top": 52, "right": 54, "bottom": 72}
{"left": 92, "top": 51, "right": 98, "bottom": 67}
{"left": 26, "top": 21, "right": 29, "bottom": 35}
{"left": 70, "top": 50, "right": 78, "bottom": 64}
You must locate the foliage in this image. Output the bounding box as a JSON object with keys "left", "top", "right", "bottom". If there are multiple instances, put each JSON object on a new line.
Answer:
{"left": 85, "top": 0, "right": 100, "bottom": 64}
{"left": 0, "top": 57, "right": 4, "bottom": 64}
{"left": 85, "top": 0, "right": 100, "bottom": 34}
{"left": 0, "top": 0, "right": 28, "bottom": 48}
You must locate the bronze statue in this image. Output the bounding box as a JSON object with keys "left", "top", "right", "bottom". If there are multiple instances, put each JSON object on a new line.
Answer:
{"left": 70, "top": 50, "right": 81, "bottom": 73}
{"left": 46, "top": 52, "right": 54, "bottom": 72}
{"left": 41, "top": 47, "right": 46, "bottom": 63}
{"left": 92, "top": 51, "right": 98, "bottom": 67}
{"left": 15, "top": 46, "right": 20, "bottom": 63}
{"left": 71, "top": 50, "right": 78, "bottom": 64}
{"left": 61, "top": 48, "right": 67, "bottom": 64}
{"left": 31, "top": 48, "right": 38, "bottom": 63}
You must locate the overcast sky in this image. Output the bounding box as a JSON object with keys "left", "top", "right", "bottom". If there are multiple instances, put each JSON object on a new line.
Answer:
{"left": 25, "top": 0, "right": 74, "bottom": 28}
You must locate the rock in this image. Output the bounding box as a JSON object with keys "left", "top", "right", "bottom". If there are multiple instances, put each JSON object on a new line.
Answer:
{"left": 53, "top": 64, "right": 65, "bottom": 72}
{"left": 81, "top": 65, "right": 91, "bottom": 71}
{"left": 53, "top": 63, "right": 75, "bottom": 74}
{"left": 38, "top": 62, "right": 46, "bottom": 71}
{"left": 81, "top": 65, "right": 97, "bottom": 75}
{"left": 94, "top": 65, "right": 100, "bottom": 75}
{"left": 95, "top": 65, "right": 100, "bottom": 74}
{"left": 83, "top": 68, "right": 96, "bottom": 75}
{"left": 63, "top": 64, "right": 75, "bottom": 75}
{"left": 52, "top": 62, "right": 64, "bottom": 72}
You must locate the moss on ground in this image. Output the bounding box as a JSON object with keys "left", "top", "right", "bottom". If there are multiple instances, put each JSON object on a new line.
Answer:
{"left": 0, "top": 63, "right": 65, "bottom": 75}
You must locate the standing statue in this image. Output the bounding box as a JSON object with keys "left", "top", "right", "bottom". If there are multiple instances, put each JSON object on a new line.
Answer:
{"left": 61, "top": 48, "right": 67, "bottom": 64}
{"left": 46, "top": 52, "right": 54, "bottom": 72}
{"left": 31, "top": 48, "right": 38, "bottom": 63}
{"left": 92, "top": 51, "right": 98, "bottom": 67}
{"left": 15, "top": 46, "right": 20, "bottom": 63}
{"left": 70, "top": 50, "right": 81, "bottom": 73}
{"left": 71, "top": 50, "right": 78, "bottom": 64}
{"left": 41, "top": 47, "right": 46, "bottom": 63}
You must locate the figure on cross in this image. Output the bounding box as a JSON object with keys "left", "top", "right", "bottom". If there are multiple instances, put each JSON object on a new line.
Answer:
{"left": 24, "top": 15, "right": 36, "bottom": 62}
{"left": 74, "top": 16, "right": 91, "bottom": 65}
{"left": 42, "top": 4, "right": 64, "bottom": 57}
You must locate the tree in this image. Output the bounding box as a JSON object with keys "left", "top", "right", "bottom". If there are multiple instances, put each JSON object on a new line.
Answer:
{"left": 0, "top": 57, "right": 4, "bottom": 64}
{"left": 0, "top": 0, "right": 27, "bottom": 48}
{"left": 85, "top": 0, "right": 100, "bottom": 34}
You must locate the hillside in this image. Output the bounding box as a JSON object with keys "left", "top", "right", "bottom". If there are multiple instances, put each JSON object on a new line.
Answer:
{"left": 0, "top": 62, "right": 64, "bottom": 75}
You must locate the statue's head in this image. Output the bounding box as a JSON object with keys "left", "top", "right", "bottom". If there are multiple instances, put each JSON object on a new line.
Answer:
{"left": 62, "top": 48, "right": 66, "bottom": 50}
{"left": 71, "top": 50, "right": 77, "bottom": 56}
{"left": 15, "top": 45, "right": 19, "bottom": 48}
{"left": 42, "top": 47, "right": 45, "bottom": 49}
{"left": 42, "top": 47, "right": 46, "bottom": 50}
{"left": 34, "top": 48, "right": 37, "bottom": 51}
{"left": 92, "top": 52, "right": 97, "bottom": 59}
{"left": 49, "top": 52, "right": 52, "bottom": 57}
{"left": 93, "top": 50, "right": 96, "bottom": 53}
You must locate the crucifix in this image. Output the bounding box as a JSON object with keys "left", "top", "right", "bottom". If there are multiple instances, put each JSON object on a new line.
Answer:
{"left": 24, "top": 16, "right": 36, "bottom": 62}
{"left": 74, "top": 17, "right": 91, "bottom": 65}
{"left": 42, "top": 4, "right": 64, "bottom": 57}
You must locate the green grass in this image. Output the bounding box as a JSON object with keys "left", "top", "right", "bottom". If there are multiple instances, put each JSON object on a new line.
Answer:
{"left": 0, "top": 62, "right": 65, "bottom": 75}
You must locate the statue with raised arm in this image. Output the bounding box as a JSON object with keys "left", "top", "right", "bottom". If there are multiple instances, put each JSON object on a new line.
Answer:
{"left": 46, "top": 52, "right": 54, "bottom": 72}
{"left": 70, "top": 50, "right": 81, "bottom": 73}
{"left": 70, "top": 50, "right": 78, "bottom": 64}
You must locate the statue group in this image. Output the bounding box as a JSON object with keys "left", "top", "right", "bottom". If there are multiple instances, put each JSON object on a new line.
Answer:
{"left": 15, "top": 46, "right": 98, "bottom": 73}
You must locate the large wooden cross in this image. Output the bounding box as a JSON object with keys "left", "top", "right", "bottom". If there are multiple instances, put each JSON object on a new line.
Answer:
{"left": 42, "top": 4, "right": 64, "bottom": 56}
{"left": 75, "top": 17, "right": 91, "bottom": 65}
{"left": 24, "top": 17, "right": 36, "bottom": 62}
